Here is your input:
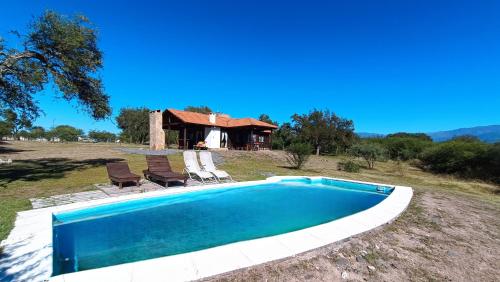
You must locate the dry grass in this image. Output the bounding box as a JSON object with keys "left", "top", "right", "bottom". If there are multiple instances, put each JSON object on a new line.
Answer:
{"left": 0, "top": 141, "right": 499, "bottom": 280}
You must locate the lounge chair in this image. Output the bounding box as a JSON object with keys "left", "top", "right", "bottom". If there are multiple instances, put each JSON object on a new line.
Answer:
{"left": 143, "top": 155, "right": 187, "bottom": 187}
{"left": 199, "top": 151, "right": 233, "bottom": 182}
{"left": 0, "top": 158, "right": 12, "bottom": 165}
{"left": 183, "top": 151, "right": 217, "bottom": 183}
{"left": 106, "top": 162, "right": 141, "bottom": 189}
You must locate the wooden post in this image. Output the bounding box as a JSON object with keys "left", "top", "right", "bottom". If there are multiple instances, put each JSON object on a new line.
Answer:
{"left": 269, "top": 132, "right": 272, "bottom": 150}
{"left": 183, "top": 127, "right": 187, "bottom": 149}
{"left": 250, "top": 129, "right": 254, "bottom": 151}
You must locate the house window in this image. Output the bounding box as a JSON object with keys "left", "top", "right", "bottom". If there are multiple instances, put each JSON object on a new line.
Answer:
{"left": 258, "top": 136, "right": 265, "bottom": 143}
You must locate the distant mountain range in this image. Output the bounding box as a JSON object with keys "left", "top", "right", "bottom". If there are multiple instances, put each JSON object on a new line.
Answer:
{"left": 357, "top": 125, "right": 500, "bottom": 143}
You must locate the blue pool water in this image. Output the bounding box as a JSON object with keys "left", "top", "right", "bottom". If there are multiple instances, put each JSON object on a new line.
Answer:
{"left": 52, "top": 178, "right": 392, "bottom": 275}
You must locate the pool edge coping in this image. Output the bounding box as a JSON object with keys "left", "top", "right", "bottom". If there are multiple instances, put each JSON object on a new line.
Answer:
{"left": 0, "top": 176, "right": 413, "bottom": 282}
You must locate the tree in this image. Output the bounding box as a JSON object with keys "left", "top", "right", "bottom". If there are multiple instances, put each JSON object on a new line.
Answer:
{"left": 350, "top": 142, "right": 386, "bottom": 169}
{"left": 184, "top": 105, "right": 212, "bottom": 114}
{"left": 384, "top": 136, "right": 432, "bottom": 161}
{"left": 386, "top": 132, "right": 432, "bottom": 142}
{"left": 272, "top": 122, "right": 295, "bottom": 150}
{"left": 49, "top": 125, "right": 83, "bottom": 142}
{"left": 116, "top": 107, "right": 149, "bottom": 144}
{"left": 0, "top": 121, "right": 11, "bottom": 138}
{"left": 166, "top": 130, "right": 179, "bottom": 146}
{"left": 18, "top": 130, "right": 30, "bottom": 139}
{"left": 0, "top": 11, "right": 111, "bottom": 122}
{"left": 29, "top": 126, "right": 46, "bottom": 139}
{"left": 88, "top": 130, "right": 116, "bottom": 142}
{"left": 292, "top": 109, "right": 355, "bottom": 155}
{"left": 285, "top": 142, "right": 312, "bottom": 169}
{"left": 1, "top": 109, "right": 32, "bottom": 138}
{"left": 258, "top": 114, "right": 277, "bottom": 125}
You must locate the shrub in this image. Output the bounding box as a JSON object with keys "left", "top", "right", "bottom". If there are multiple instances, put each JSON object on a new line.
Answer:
{"left": 420, "top": 140, "right": 487, "bottom": 176}
{"left": 481, "top": 143, "right": 500, "bottom": 183}
{"left": 385, "top": 137, "right": 432, "bottom": 161}
{"left": 285, "top": 142, "right": 312, "bottom": 169}
{"left": 350, "top": 142, "right": 386, "bottom": 169}
{"left": 271, "top": 138, "right": 284, "bottom": 150}
{"left": 338, "top": 160, "right": 360, "bottom": 173}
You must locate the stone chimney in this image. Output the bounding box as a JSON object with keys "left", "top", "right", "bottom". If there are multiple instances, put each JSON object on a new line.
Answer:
{"left": 209, "top": 113, "right": 217, "bottom": 124}
{"left": 149, "top": 110, "right": 165, "bottom": 150}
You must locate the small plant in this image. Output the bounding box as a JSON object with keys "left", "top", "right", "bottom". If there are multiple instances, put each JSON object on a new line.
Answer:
{"left": 338, "top": 160, "right": 360, "bottom": 173}
{"left": 285, "top": 142, "right": 312, "bottom": 169}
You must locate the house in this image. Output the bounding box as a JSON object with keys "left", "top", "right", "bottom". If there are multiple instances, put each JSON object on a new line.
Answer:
{"left": 149, "top": 109, "right": 278, "bottom": 150}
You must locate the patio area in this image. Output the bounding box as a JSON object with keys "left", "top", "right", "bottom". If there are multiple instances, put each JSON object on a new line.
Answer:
{"left": 29, "top": 179, "right": 203, "bottom": 209}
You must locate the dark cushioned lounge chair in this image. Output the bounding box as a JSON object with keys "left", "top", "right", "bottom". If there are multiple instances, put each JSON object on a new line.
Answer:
{"left": 143, "top": 155, "right": 187, "bottom": 187}
{"left": 106, "top": 162, "right": 141, "bottom": 189}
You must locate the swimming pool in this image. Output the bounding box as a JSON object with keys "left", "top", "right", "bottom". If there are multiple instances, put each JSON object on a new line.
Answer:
{"left": 52, "top": 177, "right": 394, "bottom": 276}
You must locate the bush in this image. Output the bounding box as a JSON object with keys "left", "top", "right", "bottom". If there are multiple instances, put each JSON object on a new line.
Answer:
{"left": 338, "top": 160, "right": 360, "bottom": 173}
{"left": 285, "top": 142, "right": 312, "bottom": 169}
{"left": 480, "top": 143, "right": 500, "bottom": 183}
{"left": 420, "top": 140, "right": 487, "bottom": 176}
{"left": 350, "top": 142, "right": 386, "bottom": 169}
{"left": 271, "top": 138, "right": 284, "bottom": 150}
{"left": 385, "top": 137, "right": 432, "bottom": 161}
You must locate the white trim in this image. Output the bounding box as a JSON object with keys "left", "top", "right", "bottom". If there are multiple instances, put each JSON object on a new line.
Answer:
{"left": 0, "top": 176, "right": 412, "bottom": 282}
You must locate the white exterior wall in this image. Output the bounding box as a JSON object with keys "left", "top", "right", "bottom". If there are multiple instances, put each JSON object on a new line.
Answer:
{"left": 204, "top": 127, "right": 221, "bottom": 148}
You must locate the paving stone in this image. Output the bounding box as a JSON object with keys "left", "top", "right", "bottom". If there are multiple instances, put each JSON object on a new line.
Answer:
{"left": 29, "top": 179, "right": 206, "bottom": 209}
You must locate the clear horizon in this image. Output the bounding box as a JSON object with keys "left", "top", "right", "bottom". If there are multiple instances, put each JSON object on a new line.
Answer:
{"left": 1, "top": 0, "right": 499, "bottom": 134}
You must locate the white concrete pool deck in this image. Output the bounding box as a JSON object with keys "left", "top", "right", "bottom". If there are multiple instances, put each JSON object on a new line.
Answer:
{"left": 0, "top": 176, "right": 413, "bottom": 282}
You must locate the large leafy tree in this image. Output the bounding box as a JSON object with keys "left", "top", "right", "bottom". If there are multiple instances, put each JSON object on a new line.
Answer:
{"left": 1, "top": 109, "right": 32, "bottom": 138}
{"left": 0, "top": 11, "right": 111, "bottom": 122}
{"left": 184, "top": 105, "right": 212, "bottom": 114}
{"left": 258, "top": 114, "right": 277, "bottom": 125}
{"left": 272, "top": 122, "right": 295, "bottom": 150}
{"left": 0, "top": 120, "right": 10, "bottom": 138}
{"left": 88, "top": 130, "right": 116, "bottom": 142}
{"left": 292, "top": 109, "right": 355, "bottom": 155}
{"left": 48, "top": 125, "right": 83, "bottom": 142}
{"left": 29, "top": 126, "right": 46, "bottom": 139}
{"left": 116, "top": 107, "right": 149, "bottom": 144}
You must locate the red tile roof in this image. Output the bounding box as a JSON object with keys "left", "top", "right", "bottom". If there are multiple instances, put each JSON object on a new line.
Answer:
{"left": 166, "top": 109, "right": 278, "bottom": 129}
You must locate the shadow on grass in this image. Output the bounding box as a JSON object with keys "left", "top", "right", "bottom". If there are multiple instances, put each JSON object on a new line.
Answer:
{"left": 0, "top": 142, "right": 32, "bottom": 155}
{"left": 277, "top": 165, "right": 299, "bottom": 169}
{"left": 0, "top": 158, "right": 124, "bottom": 187}
{"left": 276, "top": 165, "right": 321, "bottom": 174}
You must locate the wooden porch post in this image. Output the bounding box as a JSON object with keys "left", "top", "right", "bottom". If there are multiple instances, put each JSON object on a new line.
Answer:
{"left": 269, "top": 132, "right": 272, "bottom": 150}
{"left": 183, "top": 127, "right": 187, "bottom": 149}
{"left": 250, "top": 129, "right": 254, "bottom": 151}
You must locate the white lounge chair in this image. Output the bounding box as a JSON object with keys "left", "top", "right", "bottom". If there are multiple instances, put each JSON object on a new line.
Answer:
{"left": 183, "top": 151, "right": 217, "bottom": 183}
{"left": 0, "top": 158, "right": 12, "bottom": 165}
{"left": 199, "top": 151, "right": 233, "bottom": 182}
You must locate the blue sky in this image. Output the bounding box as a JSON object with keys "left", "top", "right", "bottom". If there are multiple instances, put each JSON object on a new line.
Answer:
{"left": 1, "top": 0, "right": 499, "bottom": 134}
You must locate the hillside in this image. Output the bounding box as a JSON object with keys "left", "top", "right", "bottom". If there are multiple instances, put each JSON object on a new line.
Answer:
{"left": 428, "top": 125, "right": 500, "bottom": 143}
{"left": 357, "top": 125, "right": 500, "bottom": 143}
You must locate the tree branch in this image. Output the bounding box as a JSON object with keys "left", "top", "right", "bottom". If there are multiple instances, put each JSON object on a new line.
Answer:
{"left": 0, "top": 50, "right": 49, "bottom": 75}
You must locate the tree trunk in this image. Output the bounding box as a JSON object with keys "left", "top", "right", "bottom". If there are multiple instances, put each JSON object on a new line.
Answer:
{"left": 316, "top": 145, "right": 320, "bottom": 156}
